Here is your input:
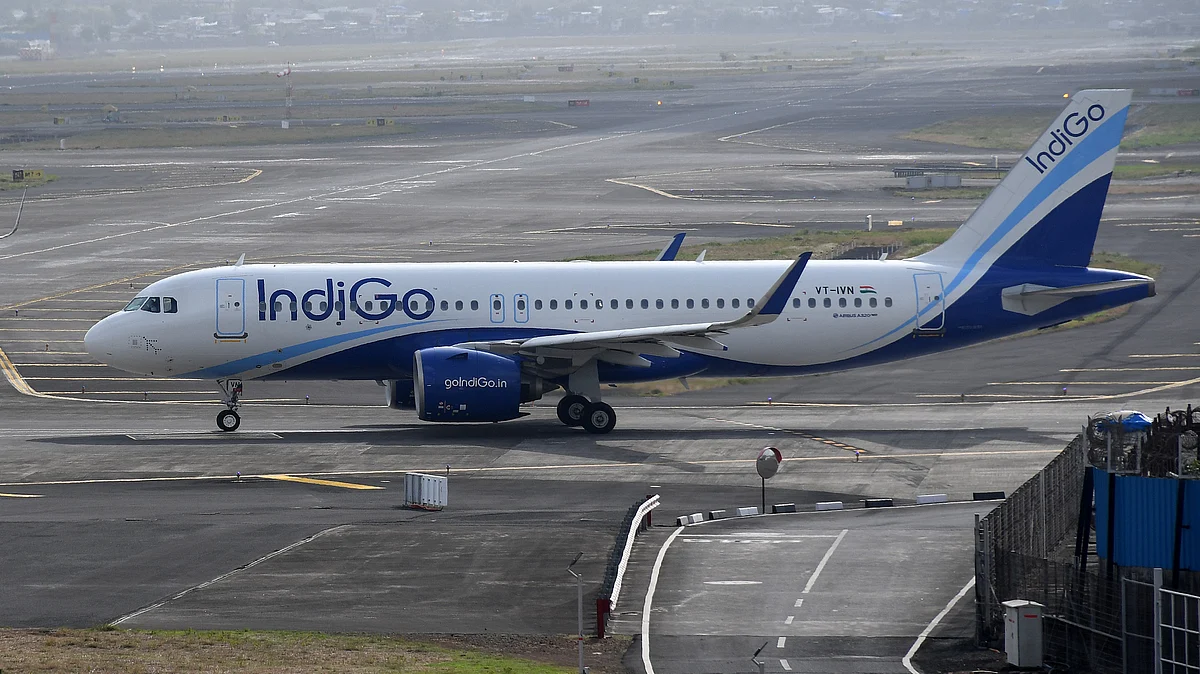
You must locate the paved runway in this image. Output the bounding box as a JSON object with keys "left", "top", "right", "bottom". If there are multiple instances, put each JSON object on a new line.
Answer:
{"left": 0, "top": 32, "right": 1196, "bottom": 673}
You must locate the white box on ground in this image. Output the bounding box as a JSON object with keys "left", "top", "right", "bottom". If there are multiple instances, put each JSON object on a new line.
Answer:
{"left": 916, "top": 494, "right": 948, "bottom": 504}
{"left": 1003, "top": 599, "right": 1044, "bottom": 667}
{"left": 403, "top": 472, "right": 447, "bottom": 510}
{"left": 689, "top": 513, "right": 705, "bottom": 523}
{"left": 709, "top": 509, "right": 726, "bottom": 519}
{"left": 676, "top": 516, "right": 689, "bottom": 526}
{"left": 815, "top": 501, "right": 844, "bottom": 511}
{"left": 736, "top": 507, "right": 758, "bottom": 516}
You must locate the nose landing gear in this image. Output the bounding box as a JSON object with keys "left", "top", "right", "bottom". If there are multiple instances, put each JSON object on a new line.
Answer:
{"left": 216, "top": 378, "right": 243, "bottom": 432}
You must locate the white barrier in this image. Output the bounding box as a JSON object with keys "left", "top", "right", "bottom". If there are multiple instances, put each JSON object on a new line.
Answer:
{"left": 608, "top": 494, "right": 661, "bottom": 613}
{"left": 916, "top": 493, "right": 949, "bottom": 504}
{"left": 816, "top": 501, "right": 844, "bottom": 511}
{"left": 689, "top": 513, "right": 705, "bottom": 524}
{"left": 708, "top": 509, "right": 727, "bottom": 519}
{"left": 736, "top": 506, "right": 759, "bottom": 516}
{"left": 676, "top": 516, "right": 689, "bottom": 526}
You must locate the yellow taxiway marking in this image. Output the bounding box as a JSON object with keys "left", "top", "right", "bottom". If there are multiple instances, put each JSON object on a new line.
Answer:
{"left": 987, "top": 381, "right": 1179, "bottom": 386}
{"left": 243, "top": 475, "right": 382, "bottom": 490}
{"left": 1128, "top": 354, "right": 1200, "bottom": 358}
{"left": 706, "top": 416, "right": 867, "bottom": 455}
{"left": 0, "top": 492, "right": 42, "bottom": 498}
{"left": 1062, "top": 366, "right": 1200, "bottom": 372}
{"left": 238, "top": 169, "right": 263, "bottom": 183}
{"left": 25, "top": 376, "right": 204, "bottom": 381}
{"left": 0, "top": 449, "right": 1066, "bottom": 489}
{"left": 0, "top": 345, "right": 43, "bottom": 397}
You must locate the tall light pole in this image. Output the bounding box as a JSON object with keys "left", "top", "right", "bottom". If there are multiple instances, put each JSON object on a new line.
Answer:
{"left": 567, "top": 552, "right": 585, "bottom": 674}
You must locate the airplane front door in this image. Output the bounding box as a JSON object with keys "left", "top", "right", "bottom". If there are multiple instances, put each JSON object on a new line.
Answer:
{"left": 215, "top": 278, "right": 247, "bottom": 338}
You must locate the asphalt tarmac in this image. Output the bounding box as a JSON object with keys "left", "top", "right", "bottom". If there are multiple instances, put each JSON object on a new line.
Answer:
{"left": 0, "top": 33, "right": 1196, "bottom": 674}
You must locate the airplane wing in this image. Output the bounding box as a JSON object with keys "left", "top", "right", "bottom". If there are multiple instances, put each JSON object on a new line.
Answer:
{"left": 455, "top": 253, "right": 811, "bottom": 369}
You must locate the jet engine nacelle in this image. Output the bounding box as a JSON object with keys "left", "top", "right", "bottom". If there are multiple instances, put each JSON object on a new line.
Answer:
{"left": 414, "top": 346, "right": 522, "bottom": 422}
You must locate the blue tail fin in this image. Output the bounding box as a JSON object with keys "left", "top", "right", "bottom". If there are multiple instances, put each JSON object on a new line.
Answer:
{"left": 916, "top": 89, "right": 1131, "bottom": 286}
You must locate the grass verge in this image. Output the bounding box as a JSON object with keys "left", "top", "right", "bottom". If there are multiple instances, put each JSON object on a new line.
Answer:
{"left": 14, "top": 124, "right": 417, "bottom": 150}
{"left": 0, "top": 628, "right": 627, "bottom": 673}
{"left": 1113, "top": 163, "right": 1200, "bottom": 179}
{"left": 900, "top": 102, "right": 1200, "bottom": 150}
{"left": 885, "top": 186, "right": 993, "bottom": 199}
{"left": 582, "top": 227, "right": 957, "bottom": 262}
{"left": 0, "top": 173, "right": 58, "bottom": 190}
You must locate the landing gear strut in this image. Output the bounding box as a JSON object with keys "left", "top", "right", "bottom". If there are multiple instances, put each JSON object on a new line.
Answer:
{"left": 216, "top": 378, "right": 243, "bottom": 432}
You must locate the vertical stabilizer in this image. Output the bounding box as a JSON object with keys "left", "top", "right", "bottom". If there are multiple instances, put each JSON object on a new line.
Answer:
{"left": 916, "top": 89, "right": 1132, "bottom": 298}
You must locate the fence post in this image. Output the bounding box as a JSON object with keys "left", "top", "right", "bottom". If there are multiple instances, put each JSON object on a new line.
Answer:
{"left": 1120, "top": 573, "right": 1128, "bottom": 674}
{"left": 1153, "top": 567, "right": 1163, "bottom": 674}
{"left": 1040, "top": 470, "right": 1048, "bottom": 558}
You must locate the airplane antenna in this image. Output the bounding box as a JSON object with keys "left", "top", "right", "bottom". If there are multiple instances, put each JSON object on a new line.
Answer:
{"left": 695, "top": 250, "right": 707, "bottom": 262}
{"left": 0, "top": 188, "right": 27, "bottom": 241}
{"left": 234, "top": 253, "right": 246, "bottom": 266}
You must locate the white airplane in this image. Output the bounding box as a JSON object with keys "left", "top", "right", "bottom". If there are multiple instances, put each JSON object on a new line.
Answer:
{"left": 85, "top": 89, "right": 1154, "bottom": 434}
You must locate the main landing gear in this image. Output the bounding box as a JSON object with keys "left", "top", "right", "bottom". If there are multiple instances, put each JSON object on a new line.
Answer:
{"left": 216, "top": 378, "right": 243, "bottom": 432}
{"left": 556, "top": 394, "right": 617, "bottom": 434}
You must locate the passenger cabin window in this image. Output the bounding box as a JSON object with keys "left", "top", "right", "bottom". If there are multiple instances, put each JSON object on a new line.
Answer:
{"left": 441, "top": 300, "right": 449, "bottom": 311}
{"left": 687, "top": 299, "right": 695, "bottom": 309}
{"left": 869, "top": 298, "right": 877, "bottom": 308}
{"left": 471, "top": 300, "right": 479, "bottom": 311}
{"left": 163, "top": 297, "right": 178, "bottom": 313}
{"left": 611, "top": 299, "right": 619, "bottom": 310}
{"left": 581, "top": 299, "right": 588, "bottom": 309}
{"left": 854, "top": 298, "right": 862, "bottom": 308}
{"left": 550, "top": 299, "right": 558, "bottom": 310}
{"left": 884, "top": 297, "right": 893, "bottom": 307}
{"left": 456, "top": 300, "right": 464, "bottom": 311}
{"left": 535, "top": 299, "right": 543, "bottom": 310}
{"left": 493, "top": 298, "right": 502, "bottom": 311}
{"left": 732, "top": 299, "right": 740, "bottom": 309}
{"left": 641, "top": 299, "right": 649, "bottom": 309}
{"left": 655, "top": 299, "right": 664, "bottom": 309}
{"left": 823, "top": 298, "right": 832, "bottom": 308}
{"left": 565, "top": 300, "right": 573, "bottom": 310}
{"left": 671, "top": 299, "right": 679, "bottom": 309}
{"left": 124, "top": 297, "right": 148, "bottom": 312}
{"left": 792, "top": 298, "right": 801, "bottom": 308}
{"left": 702, "top": 299, "right": 710, "bottom": 309}
{"left": 808, "top": 298, "right": 816, "bottom": 308}
{"left": 717, "top": 298, "right": 725, "bottom": 309}
{"left": 625, "top": 299, "right": 633, "bottom": 309}
{"left": 142, "top": 297, "right": 161, "bottom": 313}
{"left": 747, "top": 298, "right": 755, "bottom": 308}
{"left": 838, "top": 298, "right": 847, "bottom": 308}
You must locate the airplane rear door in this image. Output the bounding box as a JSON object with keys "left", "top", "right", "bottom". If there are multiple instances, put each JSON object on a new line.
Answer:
{"left": 912, "top": 272, "right": 945, "bottom": 333}
{"left": 215, "top": 278, "right": 247, "bottom": 338}
{"left": 490, "top": 293, "right": 505, "bottom": 323}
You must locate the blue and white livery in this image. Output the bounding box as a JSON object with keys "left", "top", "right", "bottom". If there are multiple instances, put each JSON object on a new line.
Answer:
{"left": 84, "top": 90, "right": 1154, "bottom": 433}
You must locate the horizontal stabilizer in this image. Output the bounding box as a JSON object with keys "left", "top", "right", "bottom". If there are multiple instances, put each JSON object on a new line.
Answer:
{"left": 1001, "top": 278, "right": 1153, "bottom": 315}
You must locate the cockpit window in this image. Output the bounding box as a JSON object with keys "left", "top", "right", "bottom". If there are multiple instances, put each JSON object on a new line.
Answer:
{"left": 163, "top": 297, "right": 178, "bottom": 314}
{"left": 141, "top": 297, "right": 161, "bottom": 313}
{"left": 123, "top": 297, "right": 148, "bottom": 312}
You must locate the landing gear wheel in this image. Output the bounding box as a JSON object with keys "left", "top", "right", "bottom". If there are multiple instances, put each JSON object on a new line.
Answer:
{"left": 557, "top": 394, "right": 589, "bottom": 427}
{"left": 217, "top": 409, "right": 241, "bottom": 432}
{"left": 582, "top": 402, "right": 617, "bottom": 435}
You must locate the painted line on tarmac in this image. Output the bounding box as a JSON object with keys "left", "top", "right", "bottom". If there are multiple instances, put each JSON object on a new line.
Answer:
{"left": 802, "top": 529, "right": 847, "bottom": 594}
{"left": 238, "top": 169, "right": 263, "bottom": 183}
{"left": 109, "top": 524, "right": 348, "bottom": 626}
{"left": 0, "top": 345, "right": 55, "bottom": 399}
{"left": 642, "top": 526, "right": 685, "bottom": 674}
{"left": 0, "top": 492, "right": 42, "bottom": 498}
{"left": 705, "top": 416, "right": 866, "bottom": 455}
{"left": 901, "top": 577, "right": 976, "bottom": 674}
{"left": 0, "top": 447, "right": 1067, "bottom": 489}
{"left": 261, "top": 474, "right": 383, "bottom": 490}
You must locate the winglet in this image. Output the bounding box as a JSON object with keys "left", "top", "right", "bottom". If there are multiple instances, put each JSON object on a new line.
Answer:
{"left": 718, "top": 252, "right": 811, "bottom": 329}
{"left": 655, "top": 232, "right": 686, "bottom": 261}
{"left": 234, "top": 253, "right": 246, "bottom": 266}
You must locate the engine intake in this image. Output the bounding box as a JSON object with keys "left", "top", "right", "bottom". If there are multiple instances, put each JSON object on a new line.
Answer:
{"left": 414, "top": 347, "right": 522, "bottom": 422}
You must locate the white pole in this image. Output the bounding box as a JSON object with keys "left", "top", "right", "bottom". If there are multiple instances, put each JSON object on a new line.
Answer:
{"left": 1153, "top": 567, "right": 1163, "bottom": 674}
{"left": 568, "top": 553, "right": 584, "bottom": 674}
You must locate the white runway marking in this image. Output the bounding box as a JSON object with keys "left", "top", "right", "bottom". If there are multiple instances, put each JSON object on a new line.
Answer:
{"left": 794, "top": 598, "right": 804, "bottom": 608}
{"left": 802, "top": 529, "right": 848, "bottom": 594}
{"left": 777, "top": 636, "right": 786, "bottom": 648}
{"left": 901, "top": 577, "right": 976, "bottom": 674}
{"left": 642, "top": 526, "right": 685, "bottom": 674}
{"left": 780, "top": 658, "right": 792, "bottom": 671}
{"left": 703, "top": 580, "right": 762, "bottom": 585}
{"left": 784, "top": 615, "right": 794, "bottom": 625}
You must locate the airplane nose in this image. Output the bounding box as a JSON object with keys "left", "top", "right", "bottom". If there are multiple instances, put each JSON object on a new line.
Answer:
{"left": 84, "top": 318, "right": 114, "bottom": 361}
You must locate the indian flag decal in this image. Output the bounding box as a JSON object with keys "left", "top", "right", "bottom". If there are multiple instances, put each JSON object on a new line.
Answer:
{"left": 859, "top": 285, "right": 877, "bottom": 294}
